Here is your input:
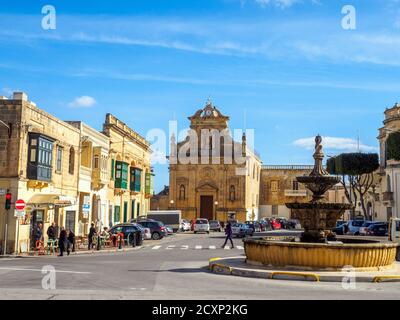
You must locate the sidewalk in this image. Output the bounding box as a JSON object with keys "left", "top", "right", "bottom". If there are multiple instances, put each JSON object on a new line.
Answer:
{"left": 0, "top": 244, "right": 144, "bottom": 259}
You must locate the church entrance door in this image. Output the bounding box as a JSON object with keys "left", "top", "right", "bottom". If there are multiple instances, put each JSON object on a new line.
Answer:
{"left": 200, "top": 196, "right": 214, "bottom": 220}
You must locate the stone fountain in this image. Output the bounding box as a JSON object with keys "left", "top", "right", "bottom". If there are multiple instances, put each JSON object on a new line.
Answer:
{"left": 286, "top": 135, "right": 351, "bottom": 243}
{"left": 243, "top": 136, "right": 398, "bottom": 271}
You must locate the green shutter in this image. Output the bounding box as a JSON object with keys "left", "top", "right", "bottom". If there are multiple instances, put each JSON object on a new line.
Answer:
{"left": 115, "top": 161, "right": 128, "bottom": 189}
{"left": 130, "top": 168, "right": 142, "bottom": 192}
{"left": 123, "top": 202, "right": 128, "bottom": 223}
{"left": 145, "top": 172, "right": 154, "bottom": 195}
{"left": 134, "top": 169, "right": 142, "bottom": 192}
{"left": 114, "top": 205, "right": 120, "bottom": 223}
{"left": 111, "top": 159, "right": 115, "bottom": 179}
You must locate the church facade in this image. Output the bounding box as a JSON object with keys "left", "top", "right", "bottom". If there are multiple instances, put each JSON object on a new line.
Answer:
{"left": 167, "top": 101, "right": 262, "bottom": 222}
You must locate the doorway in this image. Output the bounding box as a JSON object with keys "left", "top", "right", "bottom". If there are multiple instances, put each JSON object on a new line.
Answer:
{"left": 65, "top": 211, "right": 76, "bottom": 233}
{"left": 200, "top": 196, "right": 214, "bottom": 220}
{"left": 30, "top": 210, "right": 44, "bottom": 249}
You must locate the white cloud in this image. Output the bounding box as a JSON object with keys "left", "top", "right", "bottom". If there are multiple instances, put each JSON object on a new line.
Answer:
{"left": 68, "top": 96, "right": 97, "bottom": 108}
{"left": 293, "top": 136, "right": 378, "bottom": 153}
{"left": 1, "top": 87, "right": 13, "bottom": 97}
{"left": 254, "top": 0, "right": 301, "bottom": 9}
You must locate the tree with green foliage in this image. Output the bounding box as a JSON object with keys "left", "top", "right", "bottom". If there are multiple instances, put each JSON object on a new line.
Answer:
{"left": 327, "top": 153, "right": 379, "bottom": 219}
{"left": 386, "top": 131, "right": 400, "bottom": 161}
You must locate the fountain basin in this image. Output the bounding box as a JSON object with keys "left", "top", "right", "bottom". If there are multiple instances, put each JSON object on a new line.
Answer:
{"left": 244, "top": 238, "right": 398, "bottom": 271}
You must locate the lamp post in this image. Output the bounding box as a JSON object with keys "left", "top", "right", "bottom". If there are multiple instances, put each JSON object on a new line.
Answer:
{"left": 214, "top": 201, "right": 218, "bottom": 221}
{"left": 170, "top": 199, "right": 175, "bottom": 210}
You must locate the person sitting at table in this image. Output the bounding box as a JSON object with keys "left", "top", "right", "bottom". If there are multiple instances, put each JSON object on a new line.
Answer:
{"left": 47, "top": 222, "right": 56, "bottom": 241}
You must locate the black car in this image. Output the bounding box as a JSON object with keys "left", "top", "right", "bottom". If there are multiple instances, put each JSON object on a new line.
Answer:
{"left": 137, "top": 220, "right": 168, "bottom": 240}
{"left": 109, "top": 223, "right": 144, "bottom": 246}
{"left": 366, "top": 223, "right": 388, "bottom": 237}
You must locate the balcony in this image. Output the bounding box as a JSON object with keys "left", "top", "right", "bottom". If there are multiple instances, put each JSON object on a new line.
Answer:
{"left": 284, "top": 189, "right": 308, "bottom": 197}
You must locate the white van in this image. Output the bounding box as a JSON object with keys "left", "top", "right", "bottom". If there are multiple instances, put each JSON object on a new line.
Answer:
{"left": 388, "top": 218, "right": 400, "bottom": 261}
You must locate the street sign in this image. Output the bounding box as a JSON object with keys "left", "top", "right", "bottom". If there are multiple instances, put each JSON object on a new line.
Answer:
{"left": 0, "top": 189, "right": 6, "bottom": 196}
{"left": 14, "top": 210, "right": 25, "bottom": 218}
{"left": 15, "top": 199, "right": 26, "bottom": 211}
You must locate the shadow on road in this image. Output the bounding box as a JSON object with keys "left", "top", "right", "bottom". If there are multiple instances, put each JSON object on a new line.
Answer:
{"left": 127, "top": 267, "right": 210, "bottom": 273}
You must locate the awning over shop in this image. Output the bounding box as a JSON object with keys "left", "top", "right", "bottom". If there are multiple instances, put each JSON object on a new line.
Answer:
{"left": 27, "top": 194, "right": 73, "bottom": 208}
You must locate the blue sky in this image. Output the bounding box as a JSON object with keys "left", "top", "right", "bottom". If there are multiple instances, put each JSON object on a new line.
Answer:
{"left": 1, "top": 0, "right": 400, "bottom": 192}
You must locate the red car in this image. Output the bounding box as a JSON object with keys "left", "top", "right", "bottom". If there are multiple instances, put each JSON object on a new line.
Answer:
{"left": 271, "top": 219, "right": 281, "bottom": 230}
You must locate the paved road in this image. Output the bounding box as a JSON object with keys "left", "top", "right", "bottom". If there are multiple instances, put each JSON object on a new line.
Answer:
{"left": 0, "top": 232, "right": 399, "bottom": 300}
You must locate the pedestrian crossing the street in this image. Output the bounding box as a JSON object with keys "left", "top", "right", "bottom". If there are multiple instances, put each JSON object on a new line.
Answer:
{"left": 148, "top": 245, "right": 244, "bottom": 251}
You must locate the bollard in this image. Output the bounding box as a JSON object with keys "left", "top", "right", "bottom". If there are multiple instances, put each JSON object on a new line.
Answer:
{"left": 118, "top": 234, "right": 122, "bottom": 250}
{"left": 132, "top": 233, "right": 137, "bottom": 247}
{"left": 97, "top": 235, "right": 101, "bottom": 251}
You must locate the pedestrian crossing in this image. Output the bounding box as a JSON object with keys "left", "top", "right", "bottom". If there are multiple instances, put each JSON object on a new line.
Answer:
{"left": 147, "top": 244, "right": 244, "bottom": 250}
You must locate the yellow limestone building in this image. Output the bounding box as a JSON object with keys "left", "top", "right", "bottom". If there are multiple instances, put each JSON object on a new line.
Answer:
{"left": 66, "top": 121, "right": 110, "bottom": 235}
{"left": 102, "top": 114, "right": 153, "bottom": 224}
{"left": 168, "top": 101, "right": 262, "bottom": 222}
{"left": 0, "top": 92, "right": 80, "bottom": 254}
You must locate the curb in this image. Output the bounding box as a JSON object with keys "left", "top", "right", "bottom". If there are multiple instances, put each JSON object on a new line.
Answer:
{"left": 10, "top": 246, "right": 144, "bottom": 258}
{"left": 209, "top": 257, "right": 400, "bottom": 283}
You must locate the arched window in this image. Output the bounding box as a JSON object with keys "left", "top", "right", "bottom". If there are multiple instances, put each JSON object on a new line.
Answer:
{"left": 387, "top": 175, "right": 392, "bottom": 192}
{"left": 69, "top": 147, "right": 75, "bottom": 175}
{"left": 229, "top": 185, "right": 236, "bottom": 201}
{"left": 179, "top": 185, "right": 186, "bottom": 200}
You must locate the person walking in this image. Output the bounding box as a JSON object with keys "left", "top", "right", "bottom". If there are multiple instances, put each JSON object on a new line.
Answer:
{"left": 221, "top": 221, "right": 234, "bottom": 249}
{"left": 47, "top": 222, "right": 56, "bottom": 241}
{"left": 88, "top": 223, "right": 97, "bottom": 250}
{"left": 58, "top": 227, "right": 68, "bottom": 257}
{"left": 67, "top": 229, "right": 75, "bottom": 253}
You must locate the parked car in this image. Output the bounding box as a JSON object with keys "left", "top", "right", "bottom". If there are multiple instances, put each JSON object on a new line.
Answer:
{"left": 108, "top": 223, "right": 144, "bottom": 246}
{"left": 245, "top": 221, "right": 261, "bottom": 232}
{"left": 190, "top": 219, "right": 197, "bottom": 231}
{"left": 270, "top": 219, "right": 281, "bottom": 230}
{"left": 194, "top": 219, "right": 210, "bottom": 234}
{"left": 209, "top": 220, "right": 222, "bottom": 232}
{"left": 345, "top": 220, "right": 365, "bottom": 235}
{"left": 366, "top": 223, "right": 388, "bottom": 237}
{"left": 232, "top": 223, "right": 254, "bottom": 238}
{"left": 359, "top": 221, "right": 379, "bottom": 236}
{"left": 332, "top": 221, "right": 346, "bottom": 235}
{"left": 287, "top": 219, "right": 302, "bottom": 230}
{"left": 136, "top": 220, "right": 168, "bottom": 240}
{"left": 246, "top": 222, "right": 261, "bottom": 232}
{"left": 179, "top": 219, "right": 191, "bottom": 232}
{"left": 259, "top": 219, "right": 272, "bottom": 231}
{"left": 165, "top": 225, "right": 174, "bottom": 235}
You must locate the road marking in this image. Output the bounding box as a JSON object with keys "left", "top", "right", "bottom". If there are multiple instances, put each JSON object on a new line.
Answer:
{"left": 0, "top": 267, "right": 91, "bottom": 274}
{"left": 152, "top": 246, "right": 162, "bottom": 250}
{"left": 224, "top": 246, "right": 231, "bottom": 250}
{"left": 209, "top": 246, "right": 216, "bottom": 250}
{"left": 130, "top": 288, "right": 147, "bottom": 291}
{"left": 195, "top": 245, "right": 202, "bottom": 250}
{"left": 166, "top": 245, "right": 175, "bottom": 250}
{"left": 181, "top": 245, "right": 189, "bottom": 250}
{"left": 236, "top": 246, "right": 244, "bottom": 250}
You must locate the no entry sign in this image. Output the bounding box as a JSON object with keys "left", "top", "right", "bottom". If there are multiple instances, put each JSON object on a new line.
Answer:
{"left": 15, "top": 199, "right": 26, "bottom": 211}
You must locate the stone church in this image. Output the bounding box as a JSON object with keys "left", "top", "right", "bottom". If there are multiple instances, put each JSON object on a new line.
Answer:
{"left": 164, "top": 101, "right": 262, "bottom": 222}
